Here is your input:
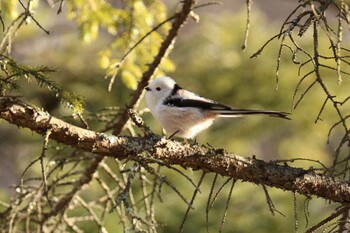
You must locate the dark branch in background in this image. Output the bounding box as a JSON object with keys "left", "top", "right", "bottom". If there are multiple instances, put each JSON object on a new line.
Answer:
{"left": 0, "top": 11, "right": 5, "bottom": 32}
{"left": 111, "top": 0, "right": 196, "bottom": 135}
{"left": 305, "top": 205, "right": 350, "bottom": 233}
{"left": 1, "top": 96, "right": 350, "bottom": 204}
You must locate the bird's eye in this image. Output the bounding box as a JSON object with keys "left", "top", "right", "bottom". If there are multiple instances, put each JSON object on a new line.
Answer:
{"left": 156, "top": 87, "right": 161, "bottom": 91}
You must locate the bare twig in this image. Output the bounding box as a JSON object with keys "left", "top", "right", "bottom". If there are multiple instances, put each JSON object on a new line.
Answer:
{"left": 262, "top": 184, "right": 285, "bottom": 217}
{"left": 206, "top": 174, "right": 218, "bottom": 233}
{"left": 179, "top": 172, "right": 205, "bottom": 233}
{"left": 293, "top": 192, "right": 298, "bottom": 233}
{"left": 107, "top": 14, "right": 177, "bottom": 92}
{"left": 219, "top": 179, "right": 237, "bottom": 233}
{"left": 242, "top": 0, "right": 252, "bottom": 50}
{"left": 18, "top": 0, "right": 49, "bottom": 35}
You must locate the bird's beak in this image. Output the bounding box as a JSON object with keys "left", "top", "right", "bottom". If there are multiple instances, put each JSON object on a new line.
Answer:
{"left": 145, "top": 87, "right": 151, "bottom": 91}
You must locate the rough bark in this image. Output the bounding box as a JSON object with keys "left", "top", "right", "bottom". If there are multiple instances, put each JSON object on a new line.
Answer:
{"left": 1, "top": 96, "right": 349, "bottom": 204}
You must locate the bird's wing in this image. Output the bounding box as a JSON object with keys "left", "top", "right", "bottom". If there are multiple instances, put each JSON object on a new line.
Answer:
{"left": 164, "top": 89, "right": 290, "bottom": 119}
{"left": 164, "top": 88, "right": 232, "bottom": 111}
{"left": 164, "top": 97, "right": 232, "bottom": 110}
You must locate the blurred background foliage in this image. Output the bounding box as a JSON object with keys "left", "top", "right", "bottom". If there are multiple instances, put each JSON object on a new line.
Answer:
{"left": 0, "top": 0, "right": 349, "bottom": 232}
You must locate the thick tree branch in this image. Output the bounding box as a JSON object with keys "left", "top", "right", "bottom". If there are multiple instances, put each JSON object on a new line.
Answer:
{"left": 1, "top": 97, "right": 350, "bottom": 204}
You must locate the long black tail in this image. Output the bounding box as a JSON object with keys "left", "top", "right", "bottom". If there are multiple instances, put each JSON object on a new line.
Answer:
{"left": 214, "top": 109, "right": 291, "bottom": 120}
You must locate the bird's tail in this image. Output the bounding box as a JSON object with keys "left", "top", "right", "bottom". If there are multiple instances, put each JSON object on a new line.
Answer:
{"left": 214, "top": 109, "right": 291, "bottom": 120}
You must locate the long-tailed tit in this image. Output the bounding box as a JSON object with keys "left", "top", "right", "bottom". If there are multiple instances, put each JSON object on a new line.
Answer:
{"left": 145, "top": 76, "right": 290, "bottom": 139}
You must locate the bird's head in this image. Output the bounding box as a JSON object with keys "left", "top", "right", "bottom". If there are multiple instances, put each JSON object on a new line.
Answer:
{"left": 145, "top": 76, "right": 176, "bottom": 110}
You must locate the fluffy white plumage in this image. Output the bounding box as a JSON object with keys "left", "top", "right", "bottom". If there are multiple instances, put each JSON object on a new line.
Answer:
{"left": 145, "top": 76, "right": 289, "bottom": 139}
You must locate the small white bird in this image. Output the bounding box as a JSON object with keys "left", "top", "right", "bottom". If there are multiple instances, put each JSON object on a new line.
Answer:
{"left": 145, "top": 76, "right": 290, "bottom": 139}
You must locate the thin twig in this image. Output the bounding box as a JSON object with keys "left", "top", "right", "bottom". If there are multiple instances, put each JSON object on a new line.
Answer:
{"left": 219, "top": 179, "right": 237, "bottom": 233}
{"left": 206, "top": 174, "right": 218, "bottom": 233}
{"left": 18, "top": 0, "right": 49, "bottom": 35}
{"left": 107, "top": 14, "right": 177, "bottom": 92}
{"left": 294, "top": 192, "right": 298, "bottom": 233}
{"left": 242, "top": 0, "right": 252, "bottom": 50}
{"left": 262, "top": 184, "right": 285, "bottom": 217}
{"left": 179, "top": 172, "right": 206, "bottom": 233}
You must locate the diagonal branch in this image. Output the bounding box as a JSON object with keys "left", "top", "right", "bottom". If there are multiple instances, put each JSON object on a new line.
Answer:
{"left": 112, "top": 0, "right": 197, "bottom": 135}
{"left": 1, "top": 97, "right": 350, "bottom": 204}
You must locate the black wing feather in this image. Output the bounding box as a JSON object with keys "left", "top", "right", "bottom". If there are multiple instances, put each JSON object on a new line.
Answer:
{"left": 164, "top": 85, "right": 290, "bottom": 119}
{"left": 164, "top": 97, "right": 232, "bottom": 110}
